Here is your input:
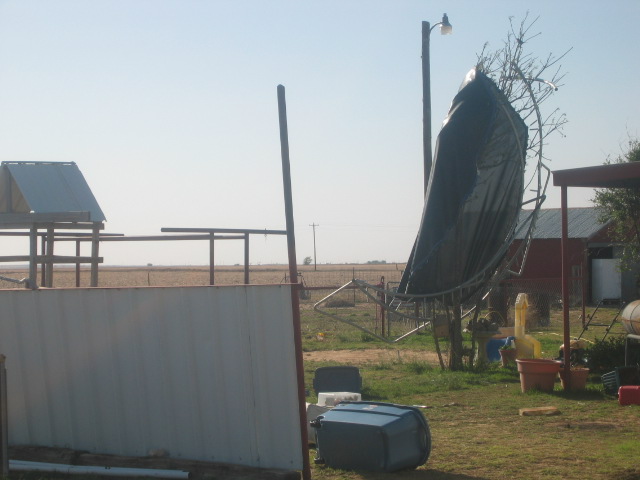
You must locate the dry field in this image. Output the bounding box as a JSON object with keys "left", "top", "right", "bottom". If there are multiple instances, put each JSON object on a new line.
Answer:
{"left": 0, "top": 263, "right": 406, "bottom": 289}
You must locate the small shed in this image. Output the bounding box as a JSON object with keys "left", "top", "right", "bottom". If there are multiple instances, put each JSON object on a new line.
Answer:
{"left": 0, "top": 161, "right": 105, "bottom": 288}
{"left": 508, "top": 207, "right": 635, "bottom": 303}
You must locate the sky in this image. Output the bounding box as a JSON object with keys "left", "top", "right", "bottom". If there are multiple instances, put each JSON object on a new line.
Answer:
{"left": 0, "top": 0, "right": 638, "bottom": 266}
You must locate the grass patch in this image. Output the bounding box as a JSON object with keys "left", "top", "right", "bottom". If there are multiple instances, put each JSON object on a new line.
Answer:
{"left": 303, "top": 304, "right": 640, "bottom": 479}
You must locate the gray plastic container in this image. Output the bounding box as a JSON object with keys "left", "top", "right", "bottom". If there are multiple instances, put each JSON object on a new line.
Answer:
{"left": 310, "top": 401, "right": 431, "bottom": 472}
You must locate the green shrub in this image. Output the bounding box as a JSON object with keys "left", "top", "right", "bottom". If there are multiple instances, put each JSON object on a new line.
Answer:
{"left": 586, "top": 336, "right": 629, "bottom": 372}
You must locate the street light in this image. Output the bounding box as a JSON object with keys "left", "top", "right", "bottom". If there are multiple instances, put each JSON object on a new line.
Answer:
{"left": 422, "top": 13, "right": 452, "bottom": 195}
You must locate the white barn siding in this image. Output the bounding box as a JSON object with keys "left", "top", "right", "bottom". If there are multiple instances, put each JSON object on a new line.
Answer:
{"left": 0, "top": 285, "right": 302, "bottom": 470}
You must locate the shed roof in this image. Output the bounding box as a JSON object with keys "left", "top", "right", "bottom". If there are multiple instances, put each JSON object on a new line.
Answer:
{"left": 0, "top": 161, "right": 105, "bottom": 222}
{"left": 515, "top": 207, "right": 607, "bottom": 240}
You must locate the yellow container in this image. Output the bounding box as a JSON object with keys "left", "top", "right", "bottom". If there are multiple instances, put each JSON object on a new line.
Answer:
{"left": 515, "top": 335, "right": 541, "bottom": 359}
{"left": 514, "top": 293, "right": 541, "bottom": 359}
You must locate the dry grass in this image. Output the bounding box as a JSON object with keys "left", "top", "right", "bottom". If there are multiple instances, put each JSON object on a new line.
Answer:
{"left": 0, "top": 263, "right": 406, "bottom": 289}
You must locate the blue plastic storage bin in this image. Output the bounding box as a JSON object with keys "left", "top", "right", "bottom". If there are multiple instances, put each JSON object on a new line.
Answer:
{"left": 310, "top": 401, "right": 431, "bottom": 472}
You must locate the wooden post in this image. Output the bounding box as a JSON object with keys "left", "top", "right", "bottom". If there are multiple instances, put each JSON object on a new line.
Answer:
{"left": 29, "top": 226, "right": 37, "bottom": 289}
{"left": 45, "top": 226, "right": 54, "bottom": 287}
{"left": 277, "top": 84, "right": 311, "bottom": 480}
{"left": 40, "top": 233, "right": 46, "bottom": 287}
{"left": 75, "top": 240, "right": 81, "bottom": 287}
{"left": 90, "top": 223, "right": 100, "bottom": 287}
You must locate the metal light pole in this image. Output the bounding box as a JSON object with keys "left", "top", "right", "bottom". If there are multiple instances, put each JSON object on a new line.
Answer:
{"left": 422, "top": 13, "right": 452, "bottom": 195}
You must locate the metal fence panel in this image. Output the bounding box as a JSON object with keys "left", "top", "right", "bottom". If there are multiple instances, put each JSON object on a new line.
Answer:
{"left": 0, "top": 285, "right": 302, "bottom": 470}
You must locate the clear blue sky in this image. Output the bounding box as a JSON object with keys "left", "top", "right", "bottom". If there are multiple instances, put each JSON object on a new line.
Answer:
{"left": 0, "top": 1, "right": 638, "bottom": 266}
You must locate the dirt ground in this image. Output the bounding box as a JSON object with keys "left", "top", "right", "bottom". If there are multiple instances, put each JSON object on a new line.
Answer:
{"left": 303, "top": 348, "right": 442, "bottom": 366}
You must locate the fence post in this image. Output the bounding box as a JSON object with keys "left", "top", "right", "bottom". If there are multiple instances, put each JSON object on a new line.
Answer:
{"left": 352, "top": 268, "right": 356, "bottom": 304}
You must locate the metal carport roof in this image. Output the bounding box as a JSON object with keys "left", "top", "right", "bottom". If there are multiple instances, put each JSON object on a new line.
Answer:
{"left": 0, "top": 161, "right": 105, "bottom": 222}
{"left": 552, "top": 162, "right": 640, "bottom": 390}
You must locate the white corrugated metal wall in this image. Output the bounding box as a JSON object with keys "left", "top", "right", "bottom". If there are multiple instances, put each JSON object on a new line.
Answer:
{"left": 0, "top": 285, "right": 302, "bottom": 470}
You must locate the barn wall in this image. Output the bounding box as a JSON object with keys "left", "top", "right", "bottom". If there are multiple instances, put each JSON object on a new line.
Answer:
{"left": 0, "top": 285, "right": 302, "bottom": 471}
{"left": 510, "top": 238, "right": 586, "bottom": 279}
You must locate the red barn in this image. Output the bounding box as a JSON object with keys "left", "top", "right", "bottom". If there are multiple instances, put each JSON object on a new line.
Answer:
{"left": 507, "top": 207, "right": 638, "bottom": 304}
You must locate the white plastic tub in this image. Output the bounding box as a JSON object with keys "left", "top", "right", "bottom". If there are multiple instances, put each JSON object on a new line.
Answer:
{"left": 317, "top": 392, "right": 361, "bottom": 407}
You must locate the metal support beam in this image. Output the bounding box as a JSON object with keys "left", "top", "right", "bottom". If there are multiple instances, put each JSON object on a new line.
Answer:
{"left": 162, "top": 227, "right": 286, "bottom": 235}
{"left": 561, "top": 185, "right": 571, "bottom": 389}
{"left": 209, "top": 233, "right": 215, "bottom": 286}
{"left": 243, "top": 233, "right": 250, "bottom": 284}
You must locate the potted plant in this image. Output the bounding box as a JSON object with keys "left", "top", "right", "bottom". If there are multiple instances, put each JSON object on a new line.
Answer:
{"left": 559, "top": 366, "right": 590, "bottom": 391}
{"left": 516, "top": 358, "right": 562, "bottom": 392}
{"left": 499, "top": 341, "right": 517, "bottom": 367}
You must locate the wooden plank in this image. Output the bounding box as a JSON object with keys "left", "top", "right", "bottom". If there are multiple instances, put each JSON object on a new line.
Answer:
{"left": 519, "top": 406, "right": 560, "bottom": 416}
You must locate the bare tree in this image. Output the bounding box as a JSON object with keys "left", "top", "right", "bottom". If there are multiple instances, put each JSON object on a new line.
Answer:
{"left": 476, "top": 13, "right": 571, "bottom": 166}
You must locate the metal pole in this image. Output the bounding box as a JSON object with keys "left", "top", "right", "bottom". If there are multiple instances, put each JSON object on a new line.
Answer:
{"left": 581, "top": 243, "right": 587, "bottom": 327}
{"left": 422, "top": 21, "right": 432, "bottom": 196}
{"left": 277, "top": 84, "right": 311, "bottom": 480}
{"left": 561, "top": 186, "right": 571, "bottom": 389}
{"left": 209, "top": 233, "right": 215, "bottom": 286}
{"left": 243, "top": 233, "right": 250, "bottom": 284}
{"left": 309, "top": 223, "right": 318, "bottom": 271}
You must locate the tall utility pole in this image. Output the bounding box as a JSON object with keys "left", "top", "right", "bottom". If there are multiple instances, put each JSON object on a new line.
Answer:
{"left": 422, "top": 14, "right": 452, "bottom": 195}
{"left": 309, "top": 223, "right": 319, "bottom": 271}
{"left": 277, "top": 84, "right": 311, "bottom": 480}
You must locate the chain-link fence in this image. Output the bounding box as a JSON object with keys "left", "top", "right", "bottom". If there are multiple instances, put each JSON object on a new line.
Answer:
{"left": 303, "top": 272, "right": 593, "bottom": 332}
{"left": 289, "top": 267, "right": 405, "bottom": 304}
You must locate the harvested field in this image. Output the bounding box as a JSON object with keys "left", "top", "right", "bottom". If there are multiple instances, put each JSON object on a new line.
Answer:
{"left": 0, "top": 263, "right": 405, "bottom": 290}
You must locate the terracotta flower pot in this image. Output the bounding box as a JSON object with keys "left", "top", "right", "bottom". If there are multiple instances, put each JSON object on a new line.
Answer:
{"left": 499, "top": 348, "right": 517, "bottom": 367}
{"left": 559, "top": 367, "right": 589, "bottom": 391}
{"left": 516, "top": 358, "right": 562, "bottom": 393}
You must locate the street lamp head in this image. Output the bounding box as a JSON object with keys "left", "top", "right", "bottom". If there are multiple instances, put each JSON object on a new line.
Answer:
{"left": 440, "top": 13, "right": 452, "bottom": 35}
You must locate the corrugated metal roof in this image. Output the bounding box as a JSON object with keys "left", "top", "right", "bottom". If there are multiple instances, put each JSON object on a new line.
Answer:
{"left": 515, "top": 207, "right": 608, "bottom": 240}
{"left": 0, "top": 161, "right": 105, "bottom": 221}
